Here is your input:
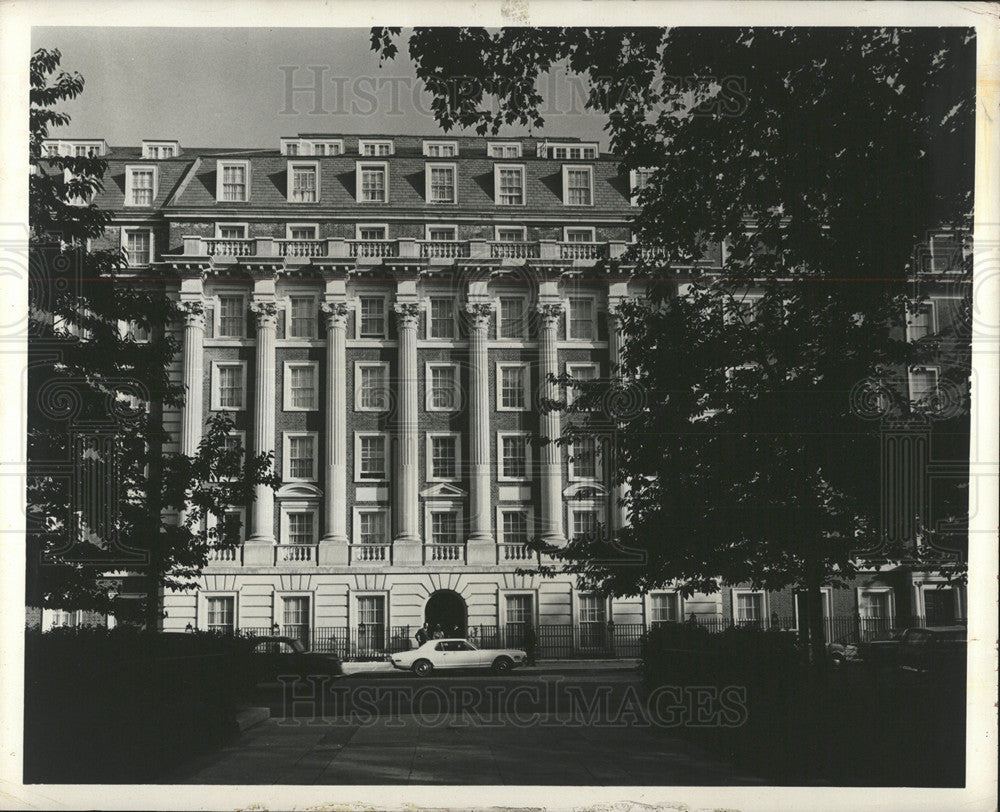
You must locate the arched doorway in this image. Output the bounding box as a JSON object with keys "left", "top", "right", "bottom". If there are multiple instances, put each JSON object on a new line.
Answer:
{"left": 424, "top": 590, "right": 467, "bottom": 637}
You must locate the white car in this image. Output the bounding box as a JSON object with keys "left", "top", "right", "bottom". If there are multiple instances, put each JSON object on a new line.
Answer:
{"left": 390, "top": 638, "right": 527, "bottom": 676}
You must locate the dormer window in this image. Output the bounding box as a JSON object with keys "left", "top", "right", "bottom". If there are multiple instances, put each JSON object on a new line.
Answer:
{"left": 287, "top": 142, "right": 300, "bottom": 156}
{"left": 488, "top": 142, "right": 522, "bottom": 158}
{"left": 538, "top": 141, "right": 598, "bottom": 160}
{"left": 125, "top": 165, "right": 157, "bottom": 206}
{"left": 216, "top": 160, "right": 251, "bottom": 202}
{"left": 288, "top": 161, "right": 319, "bottom": 203}
{"left": 141, "top": 141, "right": 180, "bottom": 159}
{"left": 423, "top": 141, "right": 458, "bottom": 157}
{"left": 311, "top": 141, "right": 343, "bottom": 156}
{"left": 359, "top": 139, "right": 394, "bottom": 157}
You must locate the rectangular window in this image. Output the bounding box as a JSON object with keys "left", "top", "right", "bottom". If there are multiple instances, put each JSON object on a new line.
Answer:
{"left": 572, "top": 509, "right": 598, "bottom": 541}
{"left": 206, "top": 596, "right": 234, "bottom": 633}
{"left": 282, "top": 596, "right": 309, "bottom": 642}
{"left": 859, "top": 590, "right": 890, "bottom": 619}
{"left": 907, "top": 302, "right": 935, "bottom": 342}
{"left": 285, "top": 363, "right": 317, "bottom": 410}
{"left": 357, "top": 364, "right": 388, "bottom": 411}
{"left": 909, "top": 367, "right": 939, "bottom": 406}
{"left": 579, "top": 594, "right": 606, "bottom": 624}
{"left": 219, "top": 161, "right": 249, "bottom": 202}
{"left": 736, "top": 593, "right": 763, "bottom": 623}
{"left": 358, "top": 296, "right": 386, "bottom": 337}
{"left": 424, "top": 141, "right": 458, "bottom": 157}
{"left": 630, "top": 168, "right": 654, "bottom": 202}
{"left": 498, "top": 296, "right": 526, "bottom": 339}
{"left": 122, "top": 319, "right": 151, "bottom": 342}
{"left": 506, "top": 594, "right": 533, "bottom": 625}
{"left": 288, "top": 225, "right": 318, "bottom": 241}
{"left": 566, "top": 363, "right": 598, "bottom": 406}
{"left": 358, "top": 511, "right": 387, "bottom": 545}
{"left": 500, "top": 434, "right": 529, "bottom": 480}
{"left": 495, "top": 227, "right": 526, "bottom": 242}
{"left": 289, "top": 163, "right": 318, "bottom": 203}
{"left": 217, "top": 224, "right": 247, "bottom": 240}
{"left": 74, "top": 145, "right": 88, "bottom": 158}
{"left": 357, "top": 595, "right": 385, "bottom": 651}
{"left": 501, "top": 510, "right": 529, "bottom": 545}
{"left": 564, "top": 228, "right": 595, "bottom": 243}
{"left": 563, "top": 166, "right": 593, "bottom": 206}
{"left": 568, "top": 297, "right": 595, "bottom": 340}
{"left": 498, "top": 364, "right": 528, "bottom": 410}
{"left": 311, "top": 140, "right": 343, "bottom": 156}
{"left": 428, "top": 364, "right": 458, "bottom": 411}
{"left": 429, "top": 435, "right": 458, "bottom": 480}
{"left": 428, "top": 298, "right": 456, "bottom": 339}
{"left": 286, "top": 434, "right": 316, "bottom": 480}
{"left": 357, "top": 225, "right": 387, "bottom": 242}
{"left": 217, "top": 295, "right": 245, "bottom": 338}
{"left": 360, "top": 140, "right": 393, "bottom": 156}
{"left": 215, "top": 363, "right": 245, "bottom": 410}
{"left": 128, "top": 167, "right": 155, "bottom": 206}
{"left": 427, "top": 226, "right": 457, "bottom": 242}
{"left": 358, "top": 163, "right": 387, "bottom": 202}
{"left": 125, "top": 230, "right": 151, "bottom": 266}
{"left": 495, "top": 165, "right": 525, "bottom": 205}
{"left": 489, "top": 142, "right": 522, "bottom": 158}
{"left": 286, "top": 142, "right": 300, "bottom": 156}
{"left": 358, "top": 434, "right": 388, "bottom": 480}
{"left": 427, "top": 164, "right": 456, "bottom": 203}
{"left": 287, "top": 511, "right": 315, "bottom": 545}
{"left": 287, "top": 296, "right": 316, "bottom": 338}
{"left": 430, "top": 511, "right": 459, "bottom": 546}
{"left": 571, "top": 437, "right": 599, "bottom": 480}
{"left": 650, "top": 593, "right": 679, "bottom": 626}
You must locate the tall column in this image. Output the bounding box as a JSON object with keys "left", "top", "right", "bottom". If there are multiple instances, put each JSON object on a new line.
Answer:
{"left": 246, "top": 298, "right": 278, "bottom": 554}
{"left": 607, "top": 305, "right": 630, "bottom": 532}
{"left": 393, "top": 300, "right": 422, "bottom": 563}
{"left": 319, "top": 301, "right": 349, "bottom": 565}
{"left": 465, "top": 301, "right": 496, "bottom": 564}
{"left": 179, "top": 300, "right": 206, "bottom": 457}
{"left": 537, "top": 302, "right": 566, "bottom": 545}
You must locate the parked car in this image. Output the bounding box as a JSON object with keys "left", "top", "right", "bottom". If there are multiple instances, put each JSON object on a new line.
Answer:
{"left": 859, "top": 625, "right": 967, "bottom": 675}
{"left": 390, "top": 638, "right": 527, "bottom": 676}
{"left": 243, "top": 636, "right": 343, "bottom": 683}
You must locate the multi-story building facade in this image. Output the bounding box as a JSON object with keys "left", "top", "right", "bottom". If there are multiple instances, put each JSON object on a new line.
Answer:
{"left": 40, "top": 132, "right": 967, "bottom": 653}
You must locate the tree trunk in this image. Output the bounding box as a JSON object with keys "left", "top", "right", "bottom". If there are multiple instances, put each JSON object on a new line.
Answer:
{"left": 804, "top": 565, "right": 827, "bottom": 667}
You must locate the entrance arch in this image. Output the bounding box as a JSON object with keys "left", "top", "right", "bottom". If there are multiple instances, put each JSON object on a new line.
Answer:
{"left": 424, "top": 590, "right": 467, "bottom": 636}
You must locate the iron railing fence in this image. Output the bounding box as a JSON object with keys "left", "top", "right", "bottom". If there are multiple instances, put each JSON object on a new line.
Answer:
{"left": 232, "top": 615, "right": 965, "bottom": 661}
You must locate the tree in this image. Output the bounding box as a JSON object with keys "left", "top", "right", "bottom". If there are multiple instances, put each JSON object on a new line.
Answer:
{"left": 372, "top": 28, "right": 974, "bottom": 661}
{"left": 27, "top": 48, "right": 279, "bottom": 628}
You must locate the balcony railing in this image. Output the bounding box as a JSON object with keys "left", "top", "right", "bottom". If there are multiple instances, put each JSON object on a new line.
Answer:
{"left": 350, "top": 543, "right": 391, "bottom": 564}
{"left": 277, "top": 239, "right": 327, "bottom": 258}
{"left": 420, "top": 240, "right": 470, "bottom": 259}
{"left": 490, "top": 241, "right": 540, "bottom": 260}
{"left": 350, "top": 239, "right": 395, "bottom": 259}
{"left": 498, "top": 543, "right": 537, "bottom": 563}
{"left": 205, "top": 238, "right": 254, "bottom": 257}
{"left": 426, "top": 543, "right": 465, "bottom": 563}
{"left": 559, "top": 242, "right": 605, "bottom": 260}
{"left": 206, "top": 546, "right": 240, "bottom": 563}
{"left": 275, "top": 544, "right": 316, "bottom": 564}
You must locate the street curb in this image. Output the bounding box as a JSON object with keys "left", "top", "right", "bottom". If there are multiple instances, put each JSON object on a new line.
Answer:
{"left": 235, "top": 706, "right": 270, "bottom": 732}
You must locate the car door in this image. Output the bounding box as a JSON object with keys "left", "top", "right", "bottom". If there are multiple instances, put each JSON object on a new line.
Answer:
{"left": 447, "top": 641, "right": 480, "bottom": 668}
{"left": 432, "top": 641, "right": 451, "bottom": 668}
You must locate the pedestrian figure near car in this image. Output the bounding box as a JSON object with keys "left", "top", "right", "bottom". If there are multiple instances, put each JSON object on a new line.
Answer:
{"left": 450, "top": 624, "right": 462, "bottom": 638}
{"left": 432, "top": 623, "right": 444, "bottom": 639}
{"left": 415, "top": 622, "right": 430, "bottom": 646}
{"left": 523, "top": 623, "right": 537, "bottom": 666}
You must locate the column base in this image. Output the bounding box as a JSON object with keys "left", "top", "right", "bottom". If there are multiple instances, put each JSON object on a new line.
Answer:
{"left": 466, "top": 537, "right": 496, "bottom": 566}
{"left": 393, "top": 536, "right": 423, "bottom": 565}
{"left": 318, "top": 536, "right": 349, "bottom": 566}
{"left": 242, "top": 540, "right": 275, "bottom": 566}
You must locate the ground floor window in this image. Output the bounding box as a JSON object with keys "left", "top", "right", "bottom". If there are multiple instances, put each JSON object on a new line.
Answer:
{"left": 649, "top": 592, "right": 680, "bottom": 626}
{"left": 357, "top": 595, "right": 386, "bottom": 652}
{"left": 505, "top": 594, "right": 533, "bottom": 626}
{"left": 579, "top": 593, "right": 607, "bottom": 648}
{"left": 735, "top": 591, "right": 764, "bottom": 625}
{"left": 206, "top": 596, "right": 234, "bottom": 634}
{"left": 282, "top": 596, "right": 309, "bottom": 645}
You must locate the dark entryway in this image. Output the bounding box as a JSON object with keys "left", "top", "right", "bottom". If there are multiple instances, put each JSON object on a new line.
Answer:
{"left": 424, "top": 590, "right": 467, "bottom": 636}
{"left": 924, "top": 588, "right": 957, "bottom": 625}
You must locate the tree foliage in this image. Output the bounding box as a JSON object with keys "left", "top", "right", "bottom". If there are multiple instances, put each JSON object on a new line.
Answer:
{"left": 27, "top": 49, "right": 278, "bottom": 624}
{"left": 372, "top": 28, "right": 974, "bottom": 653}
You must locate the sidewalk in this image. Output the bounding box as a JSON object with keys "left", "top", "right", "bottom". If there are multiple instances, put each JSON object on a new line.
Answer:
{"left": 341, "top": 658, "right": 639, "bottom": 676}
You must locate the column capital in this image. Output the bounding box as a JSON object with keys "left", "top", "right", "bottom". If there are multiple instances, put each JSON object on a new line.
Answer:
{"left": 321, "top": 300, "right": 350, "bottom": 329}
{"left": 249, "top": 298, "right": 278, "bottom": 328}
{"left": 536, "top": 301, "right": 565, "bottom": 329}
{"left": 393, "top": 300, "right": 422, "bottom": 329}
{"left": 179, "top": 300, "right": 205, "bottom": 329}
{"left": 464, "top": 300, "right": 495, "bottom": 332}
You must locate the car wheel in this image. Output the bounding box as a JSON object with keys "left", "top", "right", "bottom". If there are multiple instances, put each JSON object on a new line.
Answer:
{"left": 412, "top": 659, "right": 433, "bottom": 677}
{"left": 492, "top": 656, "right": 513, "bottom": 675}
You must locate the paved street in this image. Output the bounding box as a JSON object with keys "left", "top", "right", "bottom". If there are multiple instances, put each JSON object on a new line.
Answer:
{"left": 171, "top": 664, "right": 762, "bottom": 785}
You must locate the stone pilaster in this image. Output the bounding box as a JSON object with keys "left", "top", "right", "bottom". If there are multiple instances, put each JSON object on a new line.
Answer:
{"left": 244, "top": 298, "right": 278, "bottom": 564}
{"left": 465, "top": 300, "right": 496, "bottom": 564}
{"left": 179, "top": 300, "right": 206, "bottom": 458}
{"left": 319, "top": 301, "right": 350, "bottom": 564}
{"left": 537, "top": 301, "right": 566, "bottom": 545}
{"left": 392, "top": 300, "right": 422, "bottom": 564}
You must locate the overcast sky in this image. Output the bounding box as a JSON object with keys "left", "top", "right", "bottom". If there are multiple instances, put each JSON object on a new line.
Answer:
{"left": 33, "top": 27, "right": 611, "bottom": 149}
